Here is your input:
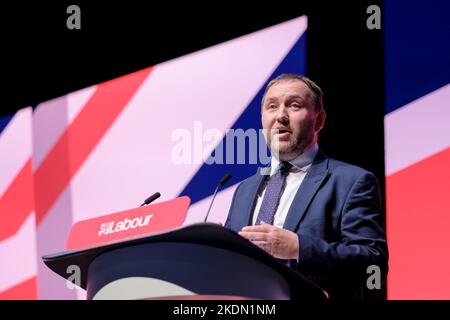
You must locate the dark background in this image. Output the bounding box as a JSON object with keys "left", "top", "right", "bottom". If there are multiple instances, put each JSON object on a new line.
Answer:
{"left": 1, "top": 0, "right": 385, "bottom": 296}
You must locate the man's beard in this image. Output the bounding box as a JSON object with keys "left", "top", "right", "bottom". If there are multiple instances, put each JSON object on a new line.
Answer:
{"left": 267, "top": 124, "right": 314, "bottom": 160}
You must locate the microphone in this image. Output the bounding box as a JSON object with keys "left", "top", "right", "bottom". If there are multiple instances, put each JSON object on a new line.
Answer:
{"left": 140, "top": 192, "right": 161, "bottom": 207}
{"left": 204, "top": 173, "right": 232, "bottom": 223}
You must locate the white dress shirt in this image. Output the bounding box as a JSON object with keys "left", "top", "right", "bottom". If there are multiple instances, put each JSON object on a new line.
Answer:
{"left": 252, "top": 143, "right": 319, "bottom": 228}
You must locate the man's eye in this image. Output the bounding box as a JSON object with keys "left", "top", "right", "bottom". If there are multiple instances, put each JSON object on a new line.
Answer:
{"left": 291, "top": 103, "right": 301, "bottom": 109}
{"left": 268, "top": 104, "right": 277, "bottom": 109}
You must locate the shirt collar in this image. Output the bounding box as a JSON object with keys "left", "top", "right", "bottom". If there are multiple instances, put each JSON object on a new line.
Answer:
{"left": 270, "top": 143, "right": 319, "bottom": 175}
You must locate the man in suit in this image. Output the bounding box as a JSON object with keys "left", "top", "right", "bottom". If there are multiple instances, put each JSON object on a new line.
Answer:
{"left": 225, "top": 73, "right": 388, "bottom": 300}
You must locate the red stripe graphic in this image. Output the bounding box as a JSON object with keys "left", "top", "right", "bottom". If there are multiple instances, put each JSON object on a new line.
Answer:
{"left": 387, "top": 147, "right": 450, "bottom": 299}
{"left": 34, "top": 67, "right": 153, "bottom": 225}
{"left": 0, "top": 276, "right": 38, "bottom": 300}
{"left": 0, "top": 159, "right": 34, "bottom": 241}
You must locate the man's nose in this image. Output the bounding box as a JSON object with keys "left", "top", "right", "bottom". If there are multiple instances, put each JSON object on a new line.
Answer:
{"left": 276, "top": 105, "right": 289, "bottom": 123}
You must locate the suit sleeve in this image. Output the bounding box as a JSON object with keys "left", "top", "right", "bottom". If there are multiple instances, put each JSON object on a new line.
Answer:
{"left": 224, "top": 182, "right": 242, "bottom": 231}
{"left": 297, "top": 172, "right": 389, "bottom": 284}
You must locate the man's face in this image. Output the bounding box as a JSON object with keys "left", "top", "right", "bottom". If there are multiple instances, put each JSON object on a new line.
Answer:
{"left": 261, "top": 79, "right": 325, "bottom": 161}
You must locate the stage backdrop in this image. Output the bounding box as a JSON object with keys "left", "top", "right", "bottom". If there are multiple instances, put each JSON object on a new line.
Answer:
{"left": 0, "top": 16, "right": 307, "bottom": 299}
{"left": 384, "top": 0, "right": 450, "bottom": 300}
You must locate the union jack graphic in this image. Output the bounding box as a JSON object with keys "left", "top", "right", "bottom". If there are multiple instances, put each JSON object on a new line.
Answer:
{"left": 0, "top": 16, "right": 308, "bottom": 299}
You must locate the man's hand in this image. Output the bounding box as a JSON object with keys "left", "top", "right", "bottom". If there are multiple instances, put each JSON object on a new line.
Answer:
{"left": 238, "top": 221, "right": 299, "bottom": 260}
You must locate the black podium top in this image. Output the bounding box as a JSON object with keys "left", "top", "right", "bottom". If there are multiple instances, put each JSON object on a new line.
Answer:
{"left": 43, "top": 223, "right": 328, "bottom": 301}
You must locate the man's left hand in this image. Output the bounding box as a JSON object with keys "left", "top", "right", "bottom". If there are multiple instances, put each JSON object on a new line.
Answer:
{"left": 238, "top": 221, "right": 299, "bottom": 260}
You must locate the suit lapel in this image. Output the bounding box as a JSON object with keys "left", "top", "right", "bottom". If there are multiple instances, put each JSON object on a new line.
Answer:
{"left": 234, "top": 167, "right": 267, "bottom": 231}
{"left": 283, "top": 152, "right": 330, "bottom": 232}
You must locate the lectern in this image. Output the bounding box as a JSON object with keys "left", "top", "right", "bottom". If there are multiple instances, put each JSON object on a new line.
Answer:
{"left": 43, "top": 197, "right": 328, "bottom": 300}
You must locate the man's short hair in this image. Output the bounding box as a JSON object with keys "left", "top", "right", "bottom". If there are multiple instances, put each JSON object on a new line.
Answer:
{"left": 261, "top": 73, "right": 324, "bottom": 112}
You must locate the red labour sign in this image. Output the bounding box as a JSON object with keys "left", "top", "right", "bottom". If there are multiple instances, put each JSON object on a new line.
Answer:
{"left": 66, "top": 196, "right": 190, "bottom": 250}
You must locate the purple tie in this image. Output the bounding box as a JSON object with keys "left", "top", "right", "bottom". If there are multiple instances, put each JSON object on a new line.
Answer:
{"left": 255, "top": 161, "right": 292, "bottom": 225}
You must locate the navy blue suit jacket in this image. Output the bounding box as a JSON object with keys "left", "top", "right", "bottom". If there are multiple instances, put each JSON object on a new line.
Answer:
{"left": 225, "top": 150, "right": 388, "bottom": 300}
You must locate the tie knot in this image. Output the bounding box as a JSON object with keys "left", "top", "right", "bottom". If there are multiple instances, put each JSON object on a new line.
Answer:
{"left": 278, "top": 161, "right": 292, "bottom": 174}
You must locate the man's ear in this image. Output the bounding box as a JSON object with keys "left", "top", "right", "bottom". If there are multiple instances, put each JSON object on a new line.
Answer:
{"left": 315, "top": 110, "right": 326, "bottom": 132}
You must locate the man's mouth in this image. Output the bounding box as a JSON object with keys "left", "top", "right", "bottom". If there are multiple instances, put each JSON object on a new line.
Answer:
{"left": 273, "top": 128, "right": 292, "bottom": 139}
